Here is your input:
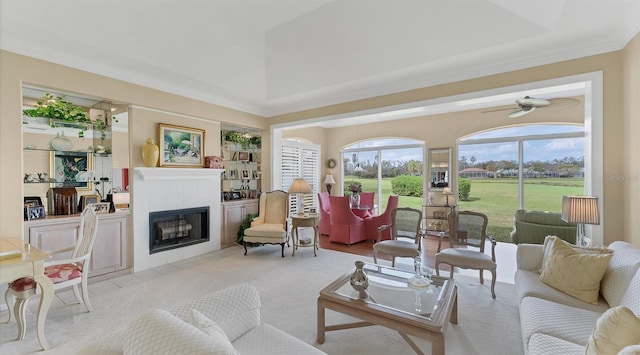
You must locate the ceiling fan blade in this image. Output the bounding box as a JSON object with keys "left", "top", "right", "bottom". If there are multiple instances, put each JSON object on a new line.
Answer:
{"left": 544, "top": 97, "right": 581, "bottom": 111}
{"left": 508, "top": 107, "right": 536, "bottom": 118}
{"left": 481, "top": 106, "right": 519, "bottom": 114}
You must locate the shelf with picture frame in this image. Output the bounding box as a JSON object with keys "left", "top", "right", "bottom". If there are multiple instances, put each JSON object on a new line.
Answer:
{"left": 220, "top": 125, "right": 261, "bottom": 196}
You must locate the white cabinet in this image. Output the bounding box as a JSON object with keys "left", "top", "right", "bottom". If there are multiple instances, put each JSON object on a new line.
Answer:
{"left": 222, "top": 199, "right": 259, "bottom": 248}
{"left": 25, "top": 212, "right": 130, "bottom": 278}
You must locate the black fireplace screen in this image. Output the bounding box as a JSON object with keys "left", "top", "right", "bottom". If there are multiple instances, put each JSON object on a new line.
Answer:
{"left": 149, "top": 206, "right": 209, "bottom": 254}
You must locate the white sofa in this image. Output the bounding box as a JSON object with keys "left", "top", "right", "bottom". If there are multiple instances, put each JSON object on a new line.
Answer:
{"left": 515, "top": 240, "right": 640, "bottom": 354}
{"left": 88, "top": 283, "right": 326, "bottom": 355}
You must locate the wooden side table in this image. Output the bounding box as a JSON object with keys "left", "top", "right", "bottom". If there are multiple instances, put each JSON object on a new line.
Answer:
{"left": 291, "top": 214, "right": 319, "bottom": 256}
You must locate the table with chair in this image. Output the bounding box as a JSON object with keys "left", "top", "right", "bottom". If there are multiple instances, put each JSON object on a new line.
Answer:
{"left": 435, "top": 210, "right": 497, "bottom": 299}
{"left": 3, "top": 205, "right": 99, "bottom": 350}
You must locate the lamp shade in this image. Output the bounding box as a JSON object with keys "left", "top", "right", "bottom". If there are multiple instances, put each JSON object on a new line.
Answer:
{"left": 288, "top": 178, "right": 312, "bottom": 194}
{"left": 323, "top": 174, "right": 336, "bottom": 185}
{"left": 442, "top": 187, "right": 453, "bottom": 195}
{"left": 561, "top": 195, "right": 600, "bottom": 225}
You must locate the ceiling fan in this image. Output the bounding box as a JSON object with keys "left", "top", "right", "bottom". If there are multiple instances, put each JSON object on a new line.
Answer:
{"left": 483, "top": 96, "right": 580, "bottom": 118}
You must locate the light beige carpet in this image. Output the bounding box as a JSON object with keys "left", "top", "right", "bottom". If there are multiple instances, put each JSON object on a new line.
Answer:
{"left": 0, "top": 245, "right": 523, "bottom": 355}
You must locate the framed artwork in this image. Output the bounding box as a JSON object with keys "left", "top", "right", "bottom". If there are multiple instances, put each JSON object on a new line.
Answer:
{"left": 242, "top": 169, "right": 250, "bottom": 179}
{"left": 80, "top": 195, "right": 100, "bottom": 210}
{"left": 237, "top": 151, "right": 249, "bottom": 161}
{"left": 51, "top": 151, "right": 93, "bottom": 191}
{"left": 159, "top": 124, "right": 205, "bottom": 167}
{"left": 252, "top": 170, "right": 259, "bottom": 179}
{"left": 249, "top": 190, "right": 258, "bottom": 199}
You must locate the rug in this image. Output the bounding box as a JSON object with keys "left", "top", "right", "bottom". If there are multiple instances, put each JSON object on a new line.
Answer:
{"left": 0, "top": 245, "right": 523, "bottom": 355}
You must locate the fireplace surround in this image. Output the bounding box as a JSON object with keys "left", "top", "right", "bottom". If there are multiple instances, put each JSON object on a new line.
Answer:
{"left": 149, "top": 206, "right": 209, "bottom": 254}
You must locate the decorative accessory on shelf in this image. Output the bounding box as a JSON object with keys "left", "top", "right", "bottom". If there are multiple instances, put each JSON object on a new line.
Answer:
{"left": 324, "top": 174, "right": 336, "bottom": 195}
{"left": 288, "top": 178, "right": 312, "bottom": 215}
{"left": 442, "top": 187, "right": 454, "bottom": 207}
{"left": 350, "top": 261, "right": 369, "bottom": 299}
{"left": 49, "top": 132, "right": 73, "bottom": 151}
{"left": 141, "top": 138, "right": 160, "bottom": 167}
{"left": 561, "top": 195, "right": 600, "bottom": 246}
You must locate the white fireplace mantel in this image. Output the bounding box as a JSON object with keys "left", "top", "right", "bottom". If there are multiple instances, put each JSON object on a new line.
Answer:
{"left": 134, "top": 167, "right": 224, "bottom": 180}
{"left": 132, "top": 167, "right": 223, "bottom": 272}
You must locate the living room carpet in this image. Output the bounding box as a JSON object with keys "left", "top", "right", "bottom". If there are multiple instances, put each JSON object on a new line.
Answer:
{"left": 0, "top": 245, "right": 522, "bottom": 355}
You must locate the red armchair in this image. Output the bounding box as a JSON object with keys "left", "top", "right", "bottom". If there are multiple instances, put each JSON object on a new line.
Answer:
{"left": 358, "top": 192, "right": 375, "bottom": 217}
{"left": 329, "top": 196, "right": 366, "bottom": 245}
{"left": 318, "top": 192, "right": 331, "bottom": 235}
{"left": 364, "top": 195, "right": 399, "bottom": 241}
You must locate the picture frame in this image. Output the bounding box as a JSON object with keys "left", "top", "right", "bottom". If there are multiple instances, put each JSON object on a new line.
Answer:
{"left": 24, "top": 196, "right": 43, "bottom": 207}
{"left": 237, "top": 151, "right": 249, "bottom": 161}
{"left": 252, "top": 170, "right": 259, "bottom": 179}
{"left": 25, "top": 205, "right": 46, "bottom": 220}
{"left": 51, "top": 151, "right": 93, "bottom": 191}
{"left": 92, "top": 202, "right": 111, "bottom": 214}
{"left": 433, "top": 211, "right": 446, "bottom": 220}
{"left": 242, "top": 169, "right": 249, "bottom": 179}
{"left": 249, "top": 190, "right": 258, "bottom": 199}
{"left": 159, "top": 124, "right": 205, "bottom": 167}
{"left": 80, "top": 195, "right": 100, "bottom": 210}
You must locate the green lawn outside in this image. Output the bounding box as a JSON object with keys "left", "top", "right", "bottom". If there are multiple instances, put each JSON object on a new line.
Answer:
{"left": 343, "top": 176, "right": 584, "bottom": 242}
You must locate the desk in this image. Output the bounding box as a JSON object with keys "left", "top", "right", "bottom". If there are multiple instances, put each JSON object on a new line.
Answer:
{"left": 351, "top": 205, "right": 376, "bottom": 218}
{"left": 291, "top": 214, "right": 319, "bottom": 256}
{"left": 0, "top": 238, "right": 53, "bottom": 350}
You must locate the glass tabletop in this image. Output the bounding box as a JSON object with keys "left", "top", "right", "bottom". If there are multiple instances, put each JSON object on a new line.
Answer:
{"left": 328, "top": 263, "right": 450, "bottom": 321}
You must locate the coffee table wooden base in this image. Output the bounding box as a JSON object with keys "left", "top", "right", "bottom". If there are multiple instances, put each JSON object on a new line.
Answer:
{"left": 317, "top": 287, "right": 458, "bottom": 355}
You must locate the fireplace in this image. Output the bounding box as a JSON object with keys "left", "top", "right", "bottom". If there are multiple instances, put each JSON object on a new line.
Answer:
{"left": 149, "top": 206, "right": 209, "bottom": 254}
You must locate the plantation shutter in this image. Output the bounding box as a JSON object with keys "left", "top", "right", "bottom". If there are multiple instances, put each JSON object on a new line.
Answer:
{"left": 281, "top": 140, "right": 320, "bottom": 216}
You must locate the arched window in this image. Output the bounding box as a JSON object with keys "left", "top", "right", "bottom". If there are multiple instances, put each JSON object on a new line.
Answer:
{"left": 457, "top": 124, "right": 584, "bottom": 241}
{"left": 341, "top": 138, "right": 424, "bottom": 214}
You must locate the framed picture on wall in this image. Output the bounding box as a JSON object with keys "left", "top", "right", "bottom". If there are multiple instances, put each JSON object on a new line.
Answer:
{"left": 80, "top": 195, "right": 100, "bottom": 210}
{"left": 237, "top": 151, "right": 249, "bottom": 161}
{"left": 51, "top": 151, "right": 93, "bottom": 191}
{"left": 158, "top": 124, "right": 205, "bottom": 167}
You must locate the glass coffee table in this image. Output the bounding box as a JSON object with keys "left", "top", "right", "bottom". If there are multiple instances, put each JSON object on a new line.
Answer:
{"left": 317, "top": 262, "right": 458, "bottom": 355}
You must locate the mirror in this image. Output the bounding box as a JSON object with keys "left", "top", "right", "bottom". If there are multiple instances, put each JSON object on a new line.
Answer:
{"left": 429, "top": 148, "right": 451, "bottom": 190}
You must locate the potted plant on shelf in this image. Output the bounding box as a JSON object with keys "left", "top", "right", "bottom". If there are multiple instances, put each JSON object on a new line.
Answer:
{"left": 23, "top": 93, "right": 116, "bottom": 151}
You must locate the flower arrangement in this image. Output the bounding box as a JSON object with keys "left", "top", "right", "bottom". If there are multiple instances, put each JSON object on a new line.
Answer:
{"left": 348, "top": 183, "right": 362, "bottom": 194}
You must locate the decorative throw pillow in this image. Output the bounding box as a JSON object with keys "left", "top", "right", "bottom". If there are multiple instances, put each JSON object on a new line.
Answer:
{"left": 539, "top": 236, "right": 612, "bottom": 304}
{"left": 584, "top": 306, "right": 640, "bottom": 355}
{"left": 539, "top": 235, "right": 611, "bottom": 274}
{"left": 123, "top": 309, "right": 235, "bottom": 355}
{"left": 187, "top": 309, "right": 238, "bottom": 355}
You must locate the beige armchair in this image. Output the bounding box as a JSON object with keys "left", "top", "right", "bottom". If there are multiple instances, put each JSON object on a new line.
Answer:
{"left": 372, "top": 207, "right": 423, "bottom": 267}
{"left": 243, "top": 190, "right": 289, "bottom": 257}
{"left": 435, "top": 210, "right": 497, "bottom": 299}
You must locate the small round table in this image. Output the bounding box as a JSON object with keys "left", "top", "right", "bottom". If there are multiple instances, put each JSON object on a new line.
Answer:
{"left": 291, "top": 214, "right": 319, "bottom": 256}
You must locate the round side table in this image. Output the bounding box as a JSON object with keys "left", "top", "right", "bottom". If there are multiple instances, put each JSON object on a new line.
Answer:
{"left": 291, "top": 214, "right": 319, "bottom": 256}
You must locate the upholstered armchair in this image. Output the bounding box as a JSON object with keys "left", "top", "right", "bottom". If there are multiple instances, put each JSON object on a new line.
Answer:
{"left": 318, "top": 192, "right": 331, "bottom": 235}
{"left": 328, "top": 196, "right": 366, "bottom": 245}
{"left": 364, "top": 195, "right": 399, "bottom": 241}
{"left": 243, "top": 190, "right": 289, "bottom": 257}
{"left": 358, "top": 191, "right": 375, "bottom": 217}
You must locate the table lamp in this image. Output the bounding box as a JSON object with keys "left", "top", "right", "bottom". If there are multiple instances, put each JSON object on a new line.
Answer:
{"left": 288, "top": 178, "right": 312, "bottom": 215}
{"left": 442, "top": 187, "right": 453, "bottom": 207}
{"left": 561, "top": 195, "right": 600, "bottom": 246}
{"left": 324, "top": 174, "right": 336, "bottom": 195}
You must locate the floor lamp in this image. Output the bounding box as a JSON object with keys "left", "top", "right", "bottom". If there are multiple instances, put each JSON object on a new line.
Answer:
{"left": 288, "top": 178, "right": 312, "bottom": 216}
{"left": 324, "top": 174, "right": 336, "bottom": 195}
{"left": 561, "top": 195, "right": 600, "bottom": 246}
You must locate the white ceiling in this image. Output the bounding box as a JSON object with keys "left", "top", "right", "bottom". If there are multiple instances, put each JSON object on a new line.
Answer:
{"left": 1, "top": 0, "right": 639, "bottom": 117}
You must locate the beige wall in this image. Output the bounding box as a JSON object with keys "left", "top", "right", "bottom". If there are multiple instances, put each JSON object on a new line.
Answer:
{"left": 623, "top": 33, "right": 640, "bottom": 247}
{"left": 276, "top": 50, "right": 631, "bottom": 246}
{"left": 0, "top": 50, "right": 267, "bottom": 238}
